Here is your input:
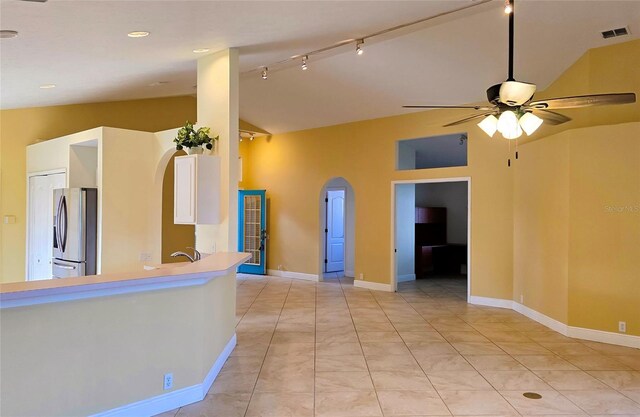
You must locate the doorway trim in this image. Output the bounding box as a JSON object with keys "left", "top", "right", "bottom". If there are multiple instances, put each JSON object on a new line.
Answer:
{"left": 390, "top": 176, "right": 471, "bottom": 300}
{"left": 25, "top": 168, "right": 67, "bottom": 281}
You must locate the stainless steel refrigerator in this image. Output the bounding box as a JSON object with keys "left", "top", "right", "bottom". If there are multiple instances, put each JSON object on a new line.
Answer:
{"left": 52, "top": 188, "right": 97, "bottom": 278}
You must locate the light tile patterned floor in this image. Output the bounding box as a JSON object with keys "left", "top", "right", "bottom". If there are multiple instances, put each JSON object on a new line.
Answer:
{"left": 160, "top": 274, "right": 640, "bottom": 417}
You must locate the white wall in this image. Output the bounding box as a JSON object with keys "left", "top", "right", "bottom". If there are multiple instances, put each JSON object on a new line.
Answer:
{"left": 321, "top": 177, "right": 355, "bottom": 276}
{"left": 395, "top": 183, "right": 415, "bottom": 281}
{"left": 415, "top": 181, "right": 468, "bottom": 244}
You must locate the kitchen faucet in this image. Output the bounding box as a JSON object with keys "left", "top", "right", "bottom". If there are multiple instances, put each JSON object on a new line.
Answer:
{"left": 170, "top": 247, "right": 201, "bottom": 263}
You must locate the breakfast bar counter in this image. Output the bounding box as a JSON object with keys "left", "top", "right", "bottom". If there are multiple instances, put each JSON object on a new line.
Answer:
{"left": 0, "top": 252, "right": 250, "bottom": 417}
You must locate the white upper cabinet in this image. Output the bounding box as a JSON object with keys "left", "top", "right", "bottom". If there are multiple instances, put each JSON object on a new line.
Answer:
{"left": 174, "top": 154, "right": 220, "bottom": 225}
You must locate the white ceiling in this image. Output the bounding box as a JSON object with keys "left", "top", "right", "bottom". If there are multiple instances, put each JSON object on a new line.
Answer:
{"left": 1, "top": 0, "right": 639, "bottom": 133}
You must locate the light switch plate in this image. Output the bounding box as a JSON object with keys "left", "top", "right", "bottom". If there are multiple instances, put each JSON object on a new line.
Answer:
{"left": 3, "top": 215, "right": 16, "bottom": 224}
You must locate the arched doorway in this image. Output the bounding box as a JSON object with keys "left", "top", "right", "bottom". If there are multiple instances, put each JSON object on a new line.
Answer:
{"left": 161, "top": 150, "right": 195, "bottom": 263}
{"left": 319, "top": 177, "right": 355, "bottom": 280}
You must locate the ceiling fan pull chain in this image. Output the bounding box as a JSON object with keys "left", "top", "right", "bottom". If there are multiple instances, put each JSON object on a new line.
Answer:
{"left": 508, "top": 140, "right": 512, "bottom": 167}
{"left": 515, "top": 138, "right": 519, "bottom": 159}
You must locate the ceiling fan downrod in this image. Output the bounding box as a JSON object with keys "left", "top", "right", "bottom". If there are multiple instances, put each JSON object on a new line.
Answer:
{"left": 507, "top": 0, "right": 515, "bottom": 81}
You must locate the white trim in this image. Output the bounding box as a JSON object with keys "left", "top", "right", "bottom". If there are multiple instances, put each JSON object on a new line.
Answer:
{"left": 397, "top": 273, "right": 416, "bottom": 282}
{"left": 468, "top": 296, "right": 640, "bottom": 349}
{"left": 90, "top": 333, "right": 236, "bottom": 417}
{"left": 568, "top": 326, "right": 640, "bottom": 349}
{"left": 25, "top": 168, "right": 67, "bottom": 281}
{"left": 354, "top": 279, "right": 393, "bottom": 292}
{"left": 1, "top": 270, "right": 228, "bottom": 309}
{"left": 468, "top": 295, "right": 513, "bottom": 309}
{"left": 344, "top": 270, "right": 355, "bottom": 278}
{"left": 512, "top": 302, "right": 569, "bottom": 335}
{"left": 390, "top": 176, "right": 471, "bottom": 298}
{"left": 267, "top": 269, "right": 319, "bottom": 282}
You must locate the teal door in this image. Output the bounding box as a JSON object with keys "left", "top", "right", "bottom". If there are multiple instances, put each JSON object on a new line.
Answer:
{"left": 238, "top": 190, "right": 267, "bottom": 274}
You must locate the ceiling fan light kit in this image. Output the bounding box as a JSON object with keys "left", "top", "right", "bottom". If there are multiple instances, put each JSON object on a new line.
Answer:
{"left": 403, "top": 0, "right": 635, "bottom": 164}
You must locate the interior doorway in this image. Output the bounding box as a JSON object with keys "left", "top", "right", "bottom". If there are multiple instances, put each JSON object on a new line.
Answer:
{"left": 325, "top": 188, "right": 345, "bottom": 273}
{"left": 391, "top": 178, "right": 470, "bottom": 298}
{"left": 319, "top": 178, "right": 355, "bottom": 280}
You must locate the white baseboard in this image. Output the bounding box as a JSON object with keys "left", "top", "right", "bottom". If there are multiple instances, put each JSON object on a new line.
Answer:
{"left": 512, "top": 302, "right": 569, "bottom": 335}
{"left": 345, "top": 270, "right": 355, "bottom": 278}
{"left": 468, "top": 295, "right": 513, "bottom": 309}
{"left": 267, "top": 269, "right": 319, "bottom": 282}
{"left": 91, "top": 333, "right": 236, "bottom": 417}
{"left": 354, "top": 280, "right": 393, "bottom": 292}
{"left": 469, "top": 296, "right": 640, "bottom": 349}
{"left": 568, "top": 326, "right": 640, "bottom": 349}
{"left": 397, "top": 274, "right": 416, "bottom": 283}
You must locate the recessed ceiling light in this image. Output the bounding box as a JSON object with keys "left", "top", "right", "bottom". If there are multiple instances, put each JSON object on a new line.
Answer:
{"left": 148, "top": 81, "right": 169, "bottom": 87}
{"left": 127, "top": 31, "right": 150, "bottom": 38}
{"left": 193, "top": 48, "right": 210, "bottom": 53}
{"left": 40, "top": 84, "right": 56, "bottom": 89}
{"left": 0, "top": 30, "right": 19, "bottom": 39}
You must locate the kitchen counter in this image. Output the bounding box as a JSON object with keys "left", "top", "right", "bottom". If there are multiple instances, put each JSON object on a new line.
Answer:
{"left": 0, "top": 252, "right": 250, "bottom": 308}
{"left": 0, "top": 251, "right": 250, "bottom": 417}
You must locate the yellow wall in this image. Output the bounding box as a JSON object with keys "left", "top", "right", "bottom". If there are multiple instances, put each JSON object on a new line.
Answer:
{"left": 514, "top": 123, "right": 640, "bottom": 337}
{"left": 162, "top": 150, "right": 195, "bottom": 263}
{"left": 567, "top": 123, "right": 640, "bottom": 336}
{"left": 241, "top": 114, "right": 515, "bottom": 299}
{"left": 0, "top": 96, "right": 197, "bottom": 281}
{"left": 513, "top": 135, "right": 570, "bottom": 323}
{"left": 1, "top": 271, "right": 237, "bottom": 416}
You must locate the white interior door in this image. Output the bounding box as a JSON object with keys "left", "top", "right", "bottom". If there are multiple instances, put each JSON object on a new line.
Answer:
{"left": 325, "top": 189, "right": 345, "bottom": 272}
{"left": 28, "top": 173, "right": 65, "bottom": 280}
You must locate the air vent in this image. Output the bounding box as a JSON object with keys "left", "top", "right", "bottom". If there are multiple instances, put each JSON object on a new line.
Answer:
{"left": 601, "top": 26, "right": 630, "bottom": 39}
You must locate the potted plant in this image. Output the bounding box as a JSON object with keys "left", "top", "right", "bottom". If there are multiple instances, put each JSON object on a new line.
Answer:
{"left": 173, "top": 121, "right": 219, "bottom": 154}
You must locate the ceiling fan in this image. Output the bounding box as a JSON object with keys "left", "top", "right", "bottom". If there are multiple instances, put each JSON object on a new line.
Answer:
{"left": 404, "top": 0, "right": 636, "bottom": 140}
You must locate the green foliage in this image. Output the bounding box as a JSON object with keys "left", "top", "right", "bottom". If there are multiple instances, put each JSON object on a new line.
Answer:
{"left": 173, "top": 121, "right": 219, "bottom": 150}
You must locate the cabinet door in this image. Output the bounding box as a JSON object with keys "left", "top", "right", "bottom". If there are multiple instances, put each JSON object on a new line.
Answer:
{"left": 174, "top": 156, "right": 196, "bottom": 224}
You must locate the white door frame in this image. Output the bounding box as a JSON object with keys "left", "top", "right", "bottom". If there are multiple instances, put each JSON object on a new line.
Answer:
{"left": 26, "top": 168, "right": 67, "bottom": 280}
{"left": 390, "top": 177, "right": 471, "bottom": 300}
{"left": 323, "top": 186, "right": 346, "bottom": 274}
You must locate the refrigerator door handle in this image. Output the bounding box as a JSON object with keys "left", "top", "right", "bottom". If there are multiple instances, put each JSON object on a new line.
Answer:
{"left": 53, "top": 261, "right": 76, "bottom": 270}
{"left": 60, "top": 195, "right": 68, "bottom": 253}
{"left": 55, "top": 194, "right": 62, "bottom": 251}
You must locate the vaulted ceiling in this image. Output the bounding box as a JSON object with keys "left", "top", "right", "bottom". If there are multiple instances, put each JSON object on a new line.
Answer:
{"left": 1, "top": 0, "right": 638, "bottom": 133}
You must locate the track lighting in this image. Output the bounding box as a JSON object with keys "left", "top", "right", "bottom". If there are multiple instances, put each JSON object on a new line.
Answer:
{"left": 261, "top": 67, "right": 268, "bottom": 80}
{"left": 250, "top": 134, "right": 255, "bottom": 141}
{"left": 301, "top": 55, "right": 308, "bottom": 71}
{"left": 356, "top": 39, "right": 364, "bottom": 55}
{"left": 504, "top": 0, "right": 513, "bottom": 14}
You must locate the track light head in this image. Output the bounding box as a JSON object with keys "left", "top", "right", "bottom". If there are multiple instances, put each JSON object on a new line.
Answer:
{"left": 250, "top": 134, "right": 255, "bottom": 141}
{"left": 356, "top": 39, "right": 364, "bottom": 55}
{"left": 301, "top": 55, "right": 308, "bottom": 71}
{"left": 504, "top": 0, "right": 513, "bottom": 14}
{"left": 261, "top": 67, "right": 268, "bottom": 80}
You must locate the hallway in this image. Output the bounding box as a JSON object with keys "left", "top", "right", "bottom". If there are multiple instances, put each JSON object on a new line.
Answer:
{"left": 169, "top": 275, "right": 640, "bottom": 416}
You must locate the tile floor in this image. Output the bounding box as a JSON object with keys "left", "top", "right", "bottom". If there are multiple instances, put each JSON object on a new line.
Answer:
{"left": 160, "top": 274, "right": 640, "bottom": 417}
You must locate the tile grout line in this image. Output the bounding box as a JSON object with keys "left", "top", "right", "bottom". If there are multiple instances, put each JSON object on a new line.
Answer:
{"left": 242, "top": 277, "right": 293, "bottom": 417}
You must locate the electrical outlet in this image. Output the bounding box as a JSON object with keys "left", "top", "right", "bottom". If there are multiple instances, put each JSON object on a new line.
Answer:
{"left": 619, "top": 321, "right": 626, "bottom": 333}
{"left": 359, "top": 273, "right": 364, "bottom": 280}
{"left": 278, "top": 265, "right": 282, "bottom": 271}
{"left": 163, "top": 373, "right": 173, "bottom": 390}
{"left": 520, "top": 294, "right": 524, "bottom": 303}
{"left": 139, "top": 252, "right": 152, "bottom": 262}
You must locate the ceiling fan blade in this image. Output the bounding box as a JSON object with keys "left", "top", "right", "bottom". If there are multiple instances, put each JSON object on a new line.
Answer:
{"left": 443, "top": 111, "right": 495, "bottom": 127}
{"left": 526, "top": 93, "right": 636, "bottom": 110}
{"left": 532, "top": 109, "right": 572, "bottom": 126}
{"left": 403, "top": 105, "right": 494, "bottom": 111}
